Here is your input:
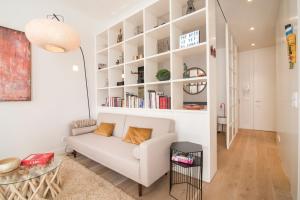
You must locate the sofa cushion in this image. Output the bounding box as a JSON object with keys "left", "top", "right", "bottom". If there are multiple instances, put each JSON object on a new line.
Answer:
{"left": 124, "top": 115, "right": 174, "bottom": 138}
{"left": 94, "top": 123, "right": 115, "bottom": 137}
{"left": 123, "top": 127, "right": 152, "bottom": 144}
{"left": 67, "top": 133, "right": 139, "bottom": 182}
{"left": 97, "top": 113, "right": 126, "bottom": 137}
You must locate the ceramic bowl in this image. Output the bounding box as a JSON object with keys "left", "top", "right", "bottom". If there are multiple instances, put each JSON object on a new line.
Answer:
{"left": 0, "top": 157, "right": 20, "bottom": 174}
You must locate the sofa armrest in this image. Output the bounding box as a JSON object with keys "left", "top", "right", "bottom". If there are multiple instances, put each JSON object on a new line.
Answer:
{"left": 139, "top": 133, "right": 177, "bottom": 187}
{"left": 71, "top": 125, "right": 97, "bottom": 136}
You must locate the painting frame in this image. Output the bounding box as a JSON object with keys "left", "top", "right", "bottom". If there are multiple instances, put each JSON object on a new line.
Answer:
{"left": 0, "top": 26, "right": 32, "bottom": 102}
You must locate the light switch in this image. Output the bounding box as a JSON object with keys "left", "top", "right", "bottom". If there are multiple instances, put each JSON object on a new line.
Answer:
{"left": 292, "top": 92, "right": 298, "bottom": 108}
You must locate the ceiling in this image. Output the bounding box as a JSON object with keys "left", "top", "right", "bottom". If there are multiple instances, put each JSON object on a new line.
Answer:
{"left": 60, "top": 0, "right": 140, "bottom": 20}
{"left": 218, "top": 0, "right": 280, "bottom": 52}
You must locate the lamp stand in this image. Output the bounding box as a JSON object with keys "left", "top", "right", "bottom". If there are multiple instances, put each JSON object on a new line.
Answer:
{"left": 79, "top": 46, "right": 91, "bottom": 119}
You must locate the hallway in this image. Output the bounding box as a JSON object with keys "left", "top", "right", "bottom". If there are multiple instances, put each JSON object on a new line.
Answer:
{"left": 206, "top": 130, "right": 292, "bottom": 200}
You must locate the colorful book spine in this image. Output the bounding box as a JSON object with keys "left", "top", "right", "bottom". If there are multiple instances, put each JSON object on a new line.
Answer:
{"left": 126, "top": 93, "right": 144, "bottom": 108}
{"left": 109, "top": 97, "right": 124, "bottom": 107}
{"left": 148, "top": 90, "right": 171, "bottom": 109}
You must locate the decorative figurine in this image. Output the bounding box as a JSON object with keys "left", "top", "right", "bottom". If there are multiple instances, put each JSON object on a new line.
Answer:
{"left": 135, "top": 25, "right": 143, "bottom": 35}
{"left": 117, "top": 29, "right": 123, "bottom": 43}
{"left": 183, "top": 63, "right": 189, "bottom": 78}
{"left": 186, "top": 0, "right": 196, "bottom": 15}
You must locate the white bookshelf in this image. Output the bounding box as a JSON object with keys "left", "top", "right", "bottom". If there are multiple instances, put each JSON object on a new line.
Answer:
{"left": 94, "top": 0, "right": 218, "bottom": 183}
{"left": 95, "top": 0, "right": 208, "bottom": 112}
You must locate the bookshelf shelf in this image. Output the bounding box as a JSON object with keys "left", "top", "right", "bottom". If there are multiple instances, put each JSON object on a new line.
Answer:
{"left": 172, "top": 8, "right": 206, "bottom": 28}
{"left": 146, "top": 80, "right": 171, "bottom": 85}
{"left": 109, "top": 63, "right": 124, "bottom": 70}
{"left": 173, "top": 42, "right": 207, "bottom": 56}
{"left": 125, "top": 83, "right": 145, "bottom": 87}
{"left": 98, "top": 68, "right": 108, "bottom": 72}
{"left": 110, "top": 85, "right": 125, "bottom": 89}
{"left": 146, "top": 51, "right": 170, "bottom": 62}
{"left": 125, "top": 33, "right": 144, "bottom": 44}
{"left": 172, "top": 76, "right": 207, "bottom": 83}
{"left": 97, "top": 87, "right": 108, "bottom": 90}
{"left": 125, "top": 58, "right": 144, "bottom": 67}
{"left": 96, "top": 47, "right": 108, "bottom": 55}
{"left": 95, "top": 0, "right": 211, "bottom": 112}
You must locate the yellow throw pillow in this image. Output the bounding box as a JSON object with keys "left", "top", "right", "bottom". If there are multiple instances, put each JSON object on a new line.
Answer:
{"left": 123, "top": 126, "right": 152, "bottom": 145}
{"left": 94, "top": 123, "right": 115, "bottom": 137}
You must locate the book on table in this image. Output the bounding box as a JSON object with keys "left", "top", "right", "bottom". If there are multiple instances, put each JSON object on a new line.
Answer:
{"left": 21, "top": 152, "right": 54, "bottom": 167}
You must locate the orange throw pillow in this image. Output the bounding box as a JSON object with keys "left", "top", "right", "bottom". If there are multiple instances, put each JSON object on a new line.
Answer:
{"left": 123, "top": 126, "right": 152, "bottom": 144}
{"left": 94, "top": 123, "right": 115, "bottom": 137}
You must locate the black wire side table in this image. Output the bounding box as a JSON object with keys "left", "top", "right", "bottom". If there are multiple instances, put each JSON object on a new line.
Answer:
{"left": 169, "top": 142, "right": 203, "bottom": 200}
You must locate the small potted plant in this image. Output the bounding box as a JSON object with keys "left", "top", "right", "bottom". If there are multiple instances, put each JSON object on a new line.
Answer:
{"left": 156, "top": 69, "right": 170, "bottom": 81}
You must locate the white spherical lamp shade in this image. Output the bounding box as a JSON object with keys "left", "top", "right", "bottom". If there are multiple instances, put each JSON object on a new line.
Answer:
{"left": 25, "top": 19, "right": 80, "bottom": 53}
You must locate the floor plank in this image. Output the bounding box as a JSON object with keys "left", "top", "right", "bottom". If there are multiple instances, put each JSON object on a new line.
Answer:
{"left": 68, "top": 130, "right": 292, "bottom": 200}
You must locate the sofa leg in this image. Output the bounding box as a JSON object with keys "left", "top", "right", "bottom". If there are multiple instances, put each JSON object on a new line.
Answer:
{"left": 138, "top": 184, "right": 142, "bottom": 197}
{"left": 72, "top": 150, "right": 77, "bottom": 158}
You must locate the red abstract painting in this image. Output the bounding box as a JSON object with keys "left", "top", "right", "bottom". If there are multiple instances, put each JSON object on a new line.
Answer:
{"left": 0, "top": 26, "right": 31, "bottom": 101}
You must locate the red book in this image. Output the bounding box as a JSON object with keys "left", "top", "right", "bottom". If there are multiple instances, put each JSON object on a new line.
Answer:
{"left": 159, "top": 96, "right": 163, "bottom": 109}
{"left": 162, "top": 97, "right": 165, "bottom": 109}
{"left": 21, "top": 153, "right": 54, "bottom": 167}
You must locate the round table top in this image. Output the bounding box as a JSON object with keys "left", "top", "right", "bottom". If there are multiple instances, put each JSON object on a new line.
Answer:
{"left": 0, "top": 155, "right": 63, "bottom": 185}
{"left": 171, "top": 141, "right": 203, "bottom": 153}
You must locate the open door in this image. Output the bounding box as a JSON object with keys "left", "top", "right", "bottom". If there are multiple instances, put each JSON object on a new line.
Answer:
{"left": 226, "top": 25, "right": 239, "bottom": 149}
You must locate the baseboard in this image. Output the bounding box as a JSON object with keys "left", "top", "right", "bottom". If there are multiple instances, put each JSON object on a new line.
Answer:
{"left": 49, "top": 146, "right": 66, "bottom": 156}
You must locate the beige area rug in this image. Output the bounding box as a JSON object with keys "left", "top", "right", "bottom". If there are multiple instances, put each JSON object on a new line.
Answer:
{"left": 56, "top": 158, "right": 134, "bottom": 200}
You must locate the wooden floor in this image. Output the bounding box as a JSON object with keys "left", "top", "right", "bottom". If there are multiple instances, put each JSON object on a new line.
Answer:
{"left": 69, "top": 130, "right": 292, "bottom": 200}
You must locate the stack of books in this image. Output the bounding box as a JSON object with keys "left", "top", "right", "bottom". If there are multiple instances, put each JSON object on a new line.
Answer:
{"left": 126, "top": 92, "right": 144, "bottom": 108}
{"left": 109, "top": 97, "right": 124, "bottom": 107}
{"left": 171, "top": 152, "right": 194, "bottom": 165}
{"left": 148, "top": 90, "right": 171, "bottom": 109}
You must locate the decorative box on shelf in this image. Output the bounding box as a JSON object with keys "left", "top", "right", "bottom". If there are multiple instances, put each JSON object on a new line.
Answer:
{"left": 183, "top": 102, "right": 207, "bottom": 110}
{"left": 179, "top": 30, "right": 200, "bottom": 48}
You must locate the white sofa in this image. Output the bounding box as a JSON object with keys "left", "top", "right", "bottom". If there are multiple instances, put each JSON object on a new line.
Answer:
{"left": 66, "top": 113, "right": 176, "bottom": 196}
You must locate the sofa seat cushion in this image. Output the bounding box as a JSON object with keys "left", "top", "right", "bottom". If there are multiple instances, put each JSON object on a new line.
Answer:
{"left": 67, "top": 133, "right": 139, "bottom": 182}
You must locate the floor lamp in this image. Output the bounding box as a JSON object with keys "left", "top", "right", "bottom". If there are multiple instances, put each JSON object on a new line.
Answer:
{"left": 25, "top": 14, "right": 91, "bottom": 119}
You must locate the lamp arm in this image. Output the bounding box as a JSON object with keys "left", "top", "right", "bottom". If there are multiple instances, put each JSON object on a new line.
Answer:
{"left": 79, "top": 46, "right": 91, "bottom": 119}
{"left": 47, "top": 14, "right": 90, "bottom": 119}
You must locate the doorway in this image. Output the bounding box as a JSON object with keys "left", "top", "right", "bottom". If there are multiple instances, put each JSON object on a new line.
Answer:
{"left": 216, "top": 0, "right": 227, "bottom": 148}
{"left": 239, "top": 47, "right": 276, "bottom": 131}
{"left": 216, "top": 1, "right": 239, "bottom": 149}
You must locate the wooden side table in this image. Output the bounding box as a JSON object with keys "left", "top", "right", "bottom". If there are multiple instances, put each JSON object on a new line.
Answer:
{"left": 169, "top": 142, "right": 203, "bottom": 200}
{"left": 0, "top": 156, "right": 63, "bottom": 200}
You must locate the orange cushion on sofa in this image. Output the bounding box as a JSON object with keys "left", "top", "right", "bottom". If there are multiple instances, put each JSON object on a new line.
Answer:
{"left": 94, "top": 123, "right": 115, "bottom": 137}
{"left": 123, "top": 126, "right": 152, "bottom": 144}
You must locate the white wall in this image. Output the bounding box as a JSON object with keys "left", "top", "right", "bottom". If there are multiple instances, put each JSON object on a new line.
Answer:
{"left": 0, "top": 0, "right": 97, "bottom": 158}
{"left": 239, "top": 46, "right": 276, "bottom": 131}
{"left": 275, "top": 0, "right": 298, "bottom": 198}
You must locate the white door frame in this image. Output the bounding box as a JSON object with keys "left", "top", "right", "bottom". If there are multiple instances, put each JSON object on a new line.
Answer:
{"left": 225, "top": 24, "right": 239, "bottom": 149}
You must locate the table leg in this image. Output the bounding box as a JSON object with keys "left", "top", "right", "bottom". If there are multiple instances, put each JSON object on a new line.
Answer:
{"left": 43, "top": 166, "right": 61, "bottom": 198}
